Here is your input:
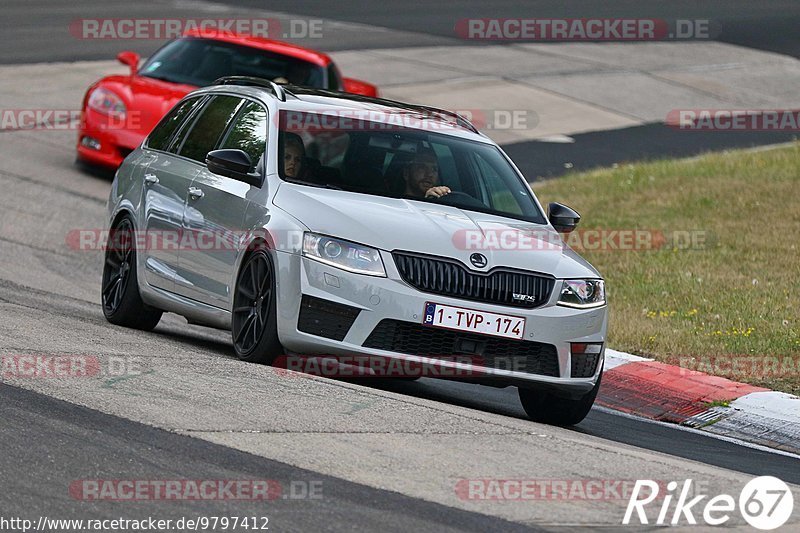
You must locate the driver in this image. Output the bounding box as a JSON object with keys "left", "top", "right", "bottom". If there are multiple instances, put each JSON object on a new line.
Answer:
{"left": 403, "top": 149, "right": 451, "bottom": 199}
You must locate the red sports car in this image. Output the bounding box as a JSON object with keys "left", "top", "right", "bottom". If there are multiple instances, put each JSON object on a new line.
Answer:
{"left": 76, "top": 29, "right": 379, "bottom": 169}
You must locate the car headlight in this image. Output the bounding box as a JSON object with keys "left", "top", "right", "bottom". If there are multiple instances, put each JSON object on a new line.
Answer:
{"left": 302, "top": 233, "right": 386, "bottom": 277}
{"left": 87, "top": 87, "right": 127, "bottom": 118}
{"left": 558, "top": 279, "right": 605, "bottom": 309}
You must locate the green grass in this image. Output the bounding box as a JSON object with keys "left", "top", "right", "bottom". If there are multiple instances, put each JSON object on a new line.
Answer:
{"left": 533, "top": 144, "right": 800, "bottom": 394}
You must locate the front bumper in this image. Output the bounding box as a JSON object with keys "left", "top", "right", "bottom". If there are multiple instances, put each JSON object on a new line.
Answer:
{"left": 76, "top": 108, "right": 145, "bottom": 169}
{"left": 273, "top": 250, "right": 607, "bottom": 394}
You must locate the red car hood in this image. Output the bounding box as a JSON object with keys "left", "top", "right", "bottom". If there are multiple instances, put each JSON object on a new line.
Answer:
{"left": 91, "top": 75, "right": 197, "bottom": 140}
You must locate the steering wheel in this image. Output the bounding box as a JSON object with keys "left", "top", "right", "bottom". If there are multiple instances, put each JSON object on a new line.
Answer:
{"left": 429, "top": 191, "right": 487, "bottom": 209}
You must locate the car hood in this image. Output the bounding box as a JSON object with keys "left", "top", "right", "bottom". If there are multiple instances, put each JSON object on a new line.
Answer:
{"left": 91, "top": 75, "right": 196, "bottom": 138}
{"left": 273, "top": 184, "right": 600, "bottom": 279}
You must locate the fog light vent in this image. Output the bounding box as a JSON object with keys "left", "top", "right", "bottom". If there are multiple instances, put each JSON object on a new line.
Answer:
{"left": 297, "top": 295, "right": 360, "bottom": 341}
{"left": 570, "top": 343, "right": 603, "bottom": 377}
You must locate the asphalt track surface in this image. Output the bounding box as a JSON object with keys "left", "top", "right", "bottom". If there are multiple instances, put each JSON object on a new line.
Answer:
{"left": 1, "top": 1, "right": 799, "bottom": 530}
{"left": 362, "top": 379, "right": 800, "bottom": 485}
{"left": 3, "top": 0, "right": 797, "bottom": 179}
{"left": 0, "top": 384, "right": 534, "bottom": 532}
{"left": 3, "top": 0, "right": 800, "bottom": 62}
{"left": 0, "top": 129, "right": 797, "bottom": 529}
{"left": 507, "top": 125, "right": 800, "bottom": 180}
{"left": 219, "top": 0, "right": 800, "bottom": 58}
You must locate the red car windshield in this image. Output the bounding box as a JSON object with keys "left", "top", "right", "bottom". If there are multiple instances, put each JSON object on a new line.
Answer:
{"left": 138, "top": 37, "right": 327, "bottom": 88}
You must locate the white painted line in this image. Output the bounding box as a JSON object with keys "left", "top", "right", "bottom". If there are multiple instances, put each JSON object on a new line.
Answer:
{"left": 604, "top": 348, "right": 653, "bottom": 371}
{"left": 535, "top": 135, "right": 575, "bottom": 143}
{"left": 593, "top": 405, "right": 800, "bottom": 461}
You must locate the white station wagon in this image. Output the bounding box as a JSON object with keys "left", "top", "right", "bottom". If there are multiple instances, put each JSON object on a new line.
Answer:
{"left": 103, "top": 77, "right": 607, "bottom": 425}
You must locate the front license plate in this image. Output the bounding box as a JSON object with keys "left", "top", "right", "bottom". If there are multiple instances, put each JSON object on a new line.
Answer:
{"left": 422, "top": 302, "right": 526, "bottom": 340}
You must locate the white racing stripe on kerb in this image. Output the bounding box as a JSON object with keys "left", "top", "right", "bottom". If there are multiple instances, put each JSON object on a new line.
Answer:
{"left": 593, "top": 405, "right": 800, "bottom": 461}
{"left": 603, "top": 351, "right": 800, "bottom": 423}
{"left": 729, "top": 391, "right": 800, "bottom": 423}
{"left": 603, "top": 348, "right": 653, "bottom": 371}
{"left": 600, "top": 350, "right": 800, "bottom": 456}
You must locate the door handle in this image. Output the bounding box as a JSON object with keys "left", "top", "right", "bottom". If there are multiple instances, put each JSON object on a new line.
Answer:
{"left": 188, "top": 187, "right": 204, "bottom": 200}
{"left": 144, "top": 174, "right": 159, "bottom": 185}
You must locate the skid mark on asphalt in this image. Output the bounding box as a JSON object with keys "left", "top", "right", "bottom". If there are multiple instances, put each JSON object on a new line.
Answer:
{"left": 345, "top": 399, "right": 380, "bottom": 415}
{"left": 0, "top": 167, "right": 106, "bottom": 204}
{"left": 0, "top": 234, "right": 77, "bottom": 258}
{"left": 100, "top": 369, "right": 156, "bottom": 393}
{"left": 0, "top": 278, "right": 99, "bottom": 316}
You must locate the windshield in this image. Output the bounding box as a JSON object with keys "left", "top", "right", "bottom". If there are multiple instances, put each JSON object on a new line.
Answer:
{"left": 277, "top": 110, "right": 546, "bottom": 224}
{"left": 138, "top": 37, "right": 326, "bottom": 88}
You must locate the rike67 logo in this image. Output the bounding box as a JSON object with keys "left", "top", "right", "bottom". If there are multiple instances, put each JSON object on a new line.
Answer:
{"left": 624, "top": 476, "right": 794, "bottom": 530}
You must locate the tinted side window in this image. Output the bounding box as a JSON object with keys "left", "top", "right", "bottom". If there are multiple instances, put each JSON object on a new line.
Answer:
{"left": 177, "top": 95, "right": 243, "bottom": 163}
{"left": 218, "top": 101, "right": 268, "bottom": 165}
{"left": 146, "top": 97, "right": 203, "bottom": 151}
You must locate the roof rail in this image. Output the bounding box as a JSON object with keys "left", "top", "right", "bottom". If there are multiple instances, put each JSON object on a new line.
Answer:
{"left": 375, "top": 100, "right": 480, "bottom": 134}
{"left": 414, "top": 105, "right": 480, "bottom": 134}
{"left": 212, "top": 76, "right": 287, "bottom": 101}
{"left": 272, "top": 86, "right": 480, "bottom": 134}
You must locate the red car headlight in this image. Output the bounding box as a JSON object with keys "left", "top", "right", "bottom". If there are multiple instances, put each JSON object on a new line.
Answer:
{"left": 87, "top": 87, "right": 127, "bottom": 118}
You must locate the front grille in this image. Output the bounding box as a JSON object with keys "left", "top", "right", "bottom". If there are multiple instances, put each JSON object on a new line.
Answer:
{"left": 297, "top": 295, "right": 360, "bottom": 341}
{"left": 571, "top": 352, "right": 601, "bottom": 378}
{"left": 393, "top": 252, "right": 554, "bottom": 308}
{"left": 363, "top": 319, "right": 560, "bottom": 377}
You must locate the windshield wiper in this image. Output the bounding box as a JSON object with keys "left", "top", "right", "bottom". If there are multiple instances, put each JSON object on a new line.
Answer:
{"left": 141, "top": 73, "right": 189, "bottom": 85}
{"left": 284, "top": 178, "right": 342, "bottom": 190}
{"left": 141, "top": 74, "right": 173, "bottom": 82}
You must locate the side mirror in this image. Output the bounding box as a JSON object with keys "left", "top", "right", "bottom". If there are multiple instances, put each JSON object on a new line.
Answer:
{"left": 116, "top": 51, "right": 140, "bottom": 77}
{"left": 548, "top": 202, "right": 580, "bottom": 233}
{"left": 206, "top": 149, "right": 262, "bottom": 187}
{"left": 342, "top": 77, "right": 379, "bottom": 97}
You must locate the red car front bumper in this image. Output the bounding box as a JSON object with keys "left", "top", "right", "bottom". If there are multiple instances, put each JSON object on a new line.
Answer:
{"left": 76, "top": 107, "right": 148, "bottom": 169}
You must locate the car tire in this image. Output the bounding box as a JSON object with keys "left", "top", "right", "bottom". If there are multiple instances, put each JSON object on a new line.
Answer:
{"left": 518, "top": 371, "right": 602, "bottom": 426}
{"left": 101, "top": 216, "right": 163, "bottom": 331}
{"left": 231, "top": 249, "right": 283, "bottom": 364}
